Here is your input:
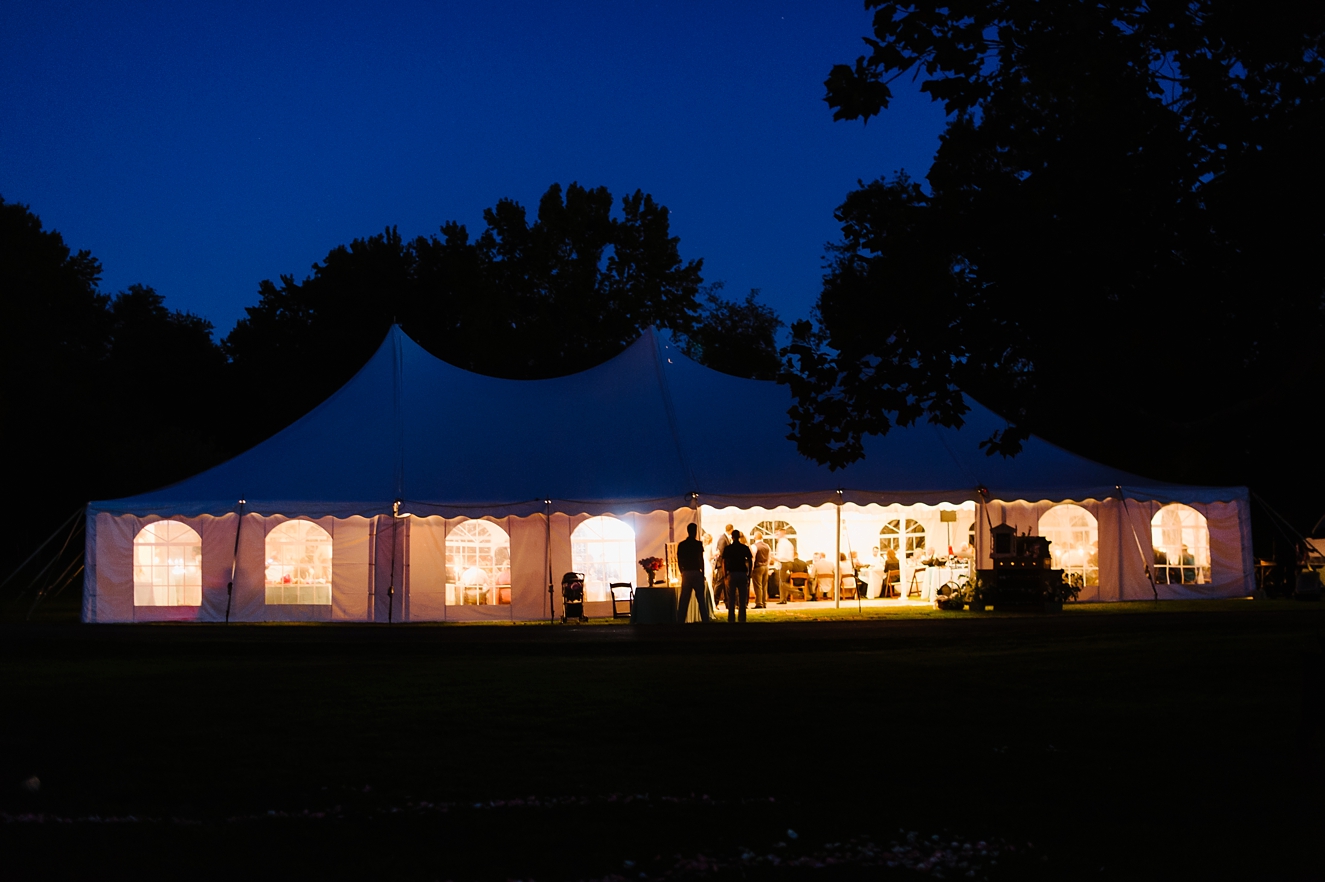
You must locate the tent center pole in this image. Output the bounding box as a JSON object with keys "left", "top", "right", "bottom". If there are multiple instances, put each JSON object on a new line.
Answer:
{"left": 835, "top": 492, "right": 842, "bottom": 610}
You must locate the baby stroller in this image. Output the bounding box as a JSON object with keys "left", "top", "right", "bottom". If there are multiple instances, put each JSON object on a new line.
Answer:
{"left": 561, "top": 571, "right": 589, "bottom": 623}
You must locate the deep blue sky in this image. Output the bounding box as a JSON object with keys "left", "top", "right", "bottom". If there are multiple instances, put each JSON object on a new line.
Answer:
{"left": 2, "top": 1, "right": 946, "bottom": 337}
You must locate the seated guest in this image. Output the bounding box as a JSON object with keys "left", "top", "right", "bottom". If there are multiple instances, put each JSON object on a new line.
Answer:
{"left": 806, "top": 552, "right": 829, "bottom": 600}
{"left": 777, "top": 555, "right": 811, "bottom": 604}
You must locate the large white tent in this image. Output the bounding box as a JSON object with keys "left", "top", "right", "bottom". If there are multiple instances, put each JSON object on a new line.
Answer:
{"left": 83, "top": 326, "right": 1253, "bottom": 622}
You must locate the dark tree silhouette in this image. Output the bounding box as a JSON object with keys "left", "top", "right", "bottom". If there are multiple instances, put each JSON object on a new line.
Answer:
{"left": 225, "top": 183, "right": 706, "bottom": 446}
{"left": 785, "top": 2, "right": 1325, "bottom": 505}
{"left": 0, "top": 198, "right": 227, "bottom": 577}
{"left": 679, "top": 283, "right": 783, "bottom": 381}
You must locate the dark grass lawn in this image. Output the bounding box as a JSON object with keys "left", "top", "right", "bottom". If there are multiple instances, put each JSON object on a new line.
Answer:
{"left": 1, "top": 602, "right": 1321, "bottom": 880}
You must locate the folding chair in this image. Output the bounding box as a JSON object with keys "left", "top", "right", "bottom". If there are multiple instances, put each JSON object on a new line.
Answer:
{"left": 907, "top": 570, "right": 923, "bottom": 598}
{"left": 815, "top": 572, "right": 835, "bottom": 600}
{"left": 609, "top": 582, "right": 634, "bottom": 619}
{"left": 786, "top": 572, "right": 810, "bottom": 601}
{"left": 840, "top": 572, "right": 859, "bottom": 600}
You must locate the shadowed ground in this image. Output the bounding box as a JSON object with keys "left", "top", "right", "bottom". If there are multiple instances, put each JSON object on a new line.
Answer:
{"left": 1, "top": 602, "right": 1321, "bottom": 879}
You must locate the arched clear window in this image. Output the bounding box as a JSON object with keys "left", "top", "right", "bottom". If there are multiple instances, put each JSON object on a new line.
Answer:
{"left": 133, "top": 520, "right": 202, "bottom": 606}
{"left": 754, "top": 519, "right": 798, "bottom": 560}
{"left": 1151, "top": 504, "right": 1211, "bottom": 585}
{"left": 880, "top": 519, "right": 926, "bottom": 559}
{"left": 265, "top": 520, "right": 333, "bottom": 605}
{"left": 1039, "top": 504, "right": 1100, "bottom": 588}
{"left": 446, "top": 519, "right": 511, "bottom": 605}
{"left": 571, "top": 516, "right": 636, "bottom": 602}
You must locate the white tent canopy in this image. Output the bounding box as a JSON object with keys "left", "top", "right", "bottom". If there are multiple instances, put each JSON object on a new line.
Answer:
{"left": 83, "top": 326, "right": 1253, "bottom": 622}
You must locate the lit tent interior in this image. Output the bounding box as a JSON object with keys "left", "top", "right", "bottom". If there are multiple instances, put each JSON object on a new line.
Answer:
{"left": 82, "top": 326, "right": 1253, "bottom": 622}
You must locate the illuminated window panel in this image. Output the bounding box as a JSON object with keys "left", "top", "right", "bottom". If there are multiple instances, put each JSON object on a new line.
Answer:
{"left": 1039, "top": 504, "right": 1100, "bottom": 588}
{"left": 880, "top": 518, "right": 926, "bottom": 559}
{"left": 1151, "top": 504, "right": 1211, "bottom": 585}
{"left": 753, "top": 519, "right": 798, "bottom": 559}
{"left": 133, "top": 520, "right": 202, "bottom": 607}
{"left": 445, "top": 519, "right": 511, "bottom": 606}
{"left": 571, "top": 516, "right": 636, "bottom": 602}
{"left": 264, "top": 520, "right": 333, "bottom": 605}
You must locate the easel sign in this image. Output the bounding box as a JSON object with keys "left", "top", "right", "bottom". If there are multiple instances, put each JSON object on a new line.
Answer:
{"left": 664, "top": 542, "right": 681, "bottom": 587}
{"left": 940, "top": 509, "right": 957, "bottom": 554}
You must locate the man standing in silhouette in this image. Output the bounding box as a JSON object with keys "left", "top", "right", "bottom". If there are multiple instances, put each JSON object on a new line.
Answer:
{"left": 712, "top": 523, "right": 733, "bottom": 610}
{"left": 722, "top": 529, "right": 753, "bottom": 623}
{"left": 750, "top": 529, "right": 771, "bottom": 609}
{"left": 676, "top": 522, "right": 711, "bottom": 622}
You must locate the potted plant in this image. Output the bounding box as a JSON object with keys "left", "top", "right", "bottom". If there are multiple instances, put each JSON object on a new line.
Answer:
{"left": 638, "top": 556, "right": 664, "bottom": 587}
{"left": 1044, "top": 572, "right": 1082, "bottom": 612}
{"left": 964, "top": 576, "right": 987, "bottom": 612}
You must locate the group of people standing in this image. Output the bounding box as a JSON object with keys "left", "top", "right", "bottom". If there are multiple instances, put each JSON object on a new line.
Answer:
{"left": 674, "top": 522, "right": 753, "bottom": 623}
{"left": 674, "top": 522, "right": 828, "bottom": 623}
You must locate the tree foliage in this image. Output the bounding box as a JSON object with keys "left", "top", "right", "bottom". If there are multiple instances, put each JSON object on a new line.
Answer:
{"left": 0, "top": 198, "right": 227, "bottom": 569}
{"left": 677, "top": 283, "right": 784, "bottom": 381}
{"left": 225, "top": 183, "right": 705, "bottom": 444}
{"left": 788, "top": 2, "right": 1325, "bottom": 489}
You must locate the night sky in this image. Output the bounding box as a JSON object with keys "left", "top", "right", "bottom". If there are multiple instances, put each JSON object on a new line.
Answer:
{"left": 2, "top": 1, "right": 945, "bottom": 336}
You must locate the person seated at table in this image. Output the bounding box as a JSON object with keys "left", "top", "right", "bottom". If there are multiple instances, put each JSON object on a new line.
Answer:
{"left": 884, "top": 548, "right": 900, "bottom": 596}
{"left": 777, "top": 555, "right": 811, "bottom": 603}
{"left": 1153, "top": 548, "right": 1170, "bottom": 584}
{"left": 839, "top": 552, "right": 860, "bottom": 596}
{"left": 1179, "top": 544, "right": 1197, "bottom": 583}
{"left": 459, "top": 566, "right": 491, "bottom": 604}
{"left": 865, "top": 547, "right": 885, "bottom": 598}
{"left": 806, "top": 552, "right": 828, "bottom": 601}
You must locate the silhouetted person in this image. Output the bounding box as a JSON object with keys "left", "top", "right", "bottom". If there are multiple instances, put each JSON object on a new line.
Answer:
{"left": 750, "top": 529, "right": 771, "bottom": 608}
{"left": 722, "top": 529, "right": 753, "bottom": 623}
{"left": 676, "top": 523, "right": 710, "bottom": 622}
{"left": 712, "top": 523, "right": 733, "bottom": 608}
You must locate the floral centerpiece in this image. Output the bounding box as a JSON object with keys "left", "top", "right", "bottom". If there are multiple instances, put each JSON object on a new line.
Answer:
{"left": 638, "top": 556, "right": 664, "bottom": 587}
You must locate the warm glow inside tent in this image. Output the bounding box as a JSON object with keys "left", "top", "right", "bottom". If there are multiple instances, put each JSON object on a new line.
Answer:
{"left": 83, "top": 326, "right": 1253, "bottom": 622}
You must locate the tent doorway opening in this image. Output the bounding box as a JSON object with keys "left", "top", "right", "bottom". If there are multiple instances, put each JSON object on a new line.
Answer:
{"left": 700, "top": 502, "right": 978, "bottom": 607}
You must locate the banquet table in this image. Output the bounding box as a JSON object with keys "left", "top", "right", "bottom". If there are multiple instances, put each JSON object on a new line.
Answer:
{"left": 631, "top": 585, "right": 703, "bottom": 623}
{"left": 863, "top": 566, "right": 886, "bottom": 599}
{"left": 913, "top": 566, "right": 955, "bottom": 601}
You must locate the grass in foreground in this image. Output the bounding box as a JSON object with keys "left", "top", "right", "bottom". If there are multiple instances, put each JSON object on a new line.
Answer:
{"left": 1, "top": 602, "right": 1321, "bottom": 880}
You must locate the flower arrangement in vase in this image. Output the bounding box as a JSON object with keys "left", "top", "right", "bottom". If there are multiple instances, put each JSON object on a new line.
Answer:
{"left": 638, "top": 556, "right": 664, "bottom": 587}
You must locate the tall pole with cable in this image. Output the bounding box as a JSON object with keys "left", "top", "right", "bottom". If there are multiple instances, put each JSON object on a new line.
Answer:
{"left": 387, "top": 500, "right": 400, "bottom": 623}
{"left": 225, "top": 498, "right": 245, "bottom": 623}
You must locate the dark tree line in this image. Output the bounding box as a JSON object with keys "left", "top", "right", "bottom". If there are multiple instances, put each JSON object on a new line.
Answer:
{"left": 226, "top": 183, "right": 779, "bottom": 443}
{"left": 785, "top": 1, "right": 1324, "bottom": 532}
{"left": 1, "top": 186, "right": 780, "bottom": 573}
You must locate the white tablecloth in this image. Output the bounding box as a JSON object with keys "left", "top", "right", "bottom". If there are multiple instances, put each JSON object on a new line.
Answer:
{"left": 863, "top": 567, "right": 885, "bottom": 598}
{"left": 914, "top": 566, "right": 954, "bottom": 601}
